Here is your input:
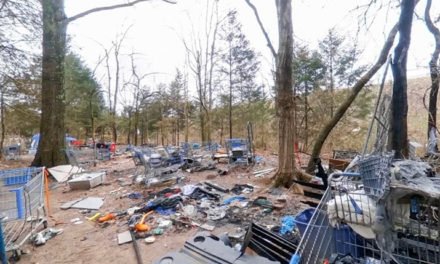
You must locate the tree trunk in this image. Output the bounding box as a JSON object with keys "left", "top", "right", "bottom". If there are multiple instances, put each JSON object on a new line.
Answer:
{"left": 273, "top": 0, "right": 296, "bottom": 188}
{"left": 134, "top": 109, "right": 139, "bottom": 146}
{"left": 32, "top": 0, "right": 67, "bottom": 167}
{"left": 425, "top": 0, "right": 440, "bottom": 154}
{"left": 112, "top": 44, "right": 122, "bottom": 143}
{"left": 184, "top": 82, "right": 189, "bottom": 143}
{"left": 306, "top": 24, "right": 398, "bottom": 173}
{"left": 304, "top": 86, "right": 309, "bottom": 150}
{"left": 0, "top": 90, "right": 4, "bottom": 160}
{"left": 388, "top": 0, "right": 416, "bottom": 159}
{"left": 127, "top": 110, "right": 132, "bottom": 144}
{"left": 229, "top": 44, "right": 233, "bottom": 139}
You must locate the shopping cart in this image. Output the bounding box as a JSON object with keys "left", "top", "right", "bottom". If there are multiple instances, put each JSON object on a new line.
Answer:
{"left": 294, "top": 165, "right": 440, "bottom": 264}
{"left": 0, "top": 167, "right": 47, "bottom": 262}
{"left": 65, "top": 147, "right": 96, "bottom": 169}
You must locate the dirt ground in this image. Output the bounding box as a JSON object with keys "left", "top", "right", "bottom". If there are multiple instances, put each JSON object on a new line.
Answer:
{"left": 2, "top": 152, "right": 310, "bottom": 264}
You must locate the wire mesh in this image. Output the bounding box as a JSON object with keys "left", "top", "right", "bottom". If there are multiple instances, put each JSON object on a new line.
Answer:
{"left": 295, "top": 171, "right": 440, "bottom": 264}
{"left": 0, "top": 167, "right": 46, "bottom": 256}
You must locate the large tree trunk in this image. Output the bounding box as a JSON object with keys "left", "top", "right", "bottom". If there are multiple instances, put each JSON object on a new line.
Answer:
{"left": 0, "top": 89, "right": 4, "bottom": 160}
{"left": 273, "top": 0, "right": 296, "bottom": 188}
{"left": 425, "top": 0, "right": 440, "bottom": 154}
{"left": 388, "top": 0, "right": 416, "bottom": 159}
{"left": 32, "top": 0, "right": 67, "bottom": 167}
{"left": 306, "top": 24, "right": 398, "bottom": 173}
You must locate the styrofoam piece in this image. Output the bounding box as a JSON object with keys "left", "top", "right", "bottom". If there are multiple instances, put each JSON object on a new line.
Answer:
{"left": 48, "top": 165, "right": 84, "bottom": 182}
{"left": 70, "top": 197, "right": 104, "bottom": 210}
{"left": 68, "top": 171, "right": 106, "bottom": 190}
{"left": 118, "top": 231, "right": 132, "bottom": 245}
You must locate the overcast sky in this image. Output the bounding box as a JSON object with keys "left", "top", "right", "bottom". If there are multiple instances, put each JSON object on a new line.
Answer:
{"left": 65, "top": 0, "right": 439, "bottom": 105}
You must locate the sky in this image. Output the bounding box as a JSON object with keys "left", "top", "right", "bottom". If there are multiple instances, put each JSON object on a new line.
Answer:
{"left": 65, "top": 0, "right": 440, "bottom": 107}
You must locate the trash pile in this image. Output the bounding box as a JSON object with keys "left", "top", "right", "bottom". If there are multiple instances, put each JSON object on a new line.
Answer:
{"left": 294, "top": 153, "right": 440, "bottom": 264}
{"left": 55, "top": 165, "right": 306, "bottom": 264}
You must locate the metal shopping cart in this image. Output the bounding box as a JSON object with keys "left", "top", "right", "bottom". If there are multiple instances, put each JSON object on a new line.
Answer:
{"left": 294, "top": 156, "right": 440, "bottom": 264}
{"left": 0, "top": 167, "right": 47, "bottom": 263}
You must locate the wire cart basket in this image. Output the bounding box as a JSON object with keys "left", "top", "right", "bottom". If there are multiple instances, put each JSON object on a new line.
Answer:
{"left": 0, "top": 167, "right": 47, "bottom": 263}
{"left": 294, "top": 166, "right": 440, "bottom": 264}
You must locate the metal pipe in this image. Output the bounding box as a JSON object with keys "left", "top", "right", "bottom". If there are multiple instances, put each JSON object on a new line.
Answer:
{"left": 362, "top": 57, "right": 391, "bottom": 156}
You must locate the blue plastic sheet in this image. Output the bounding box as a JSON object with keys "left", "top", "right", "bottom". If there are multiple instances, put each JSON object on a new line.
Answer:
{"left": 280, "top": 215, "right": 296, "bottom": 235}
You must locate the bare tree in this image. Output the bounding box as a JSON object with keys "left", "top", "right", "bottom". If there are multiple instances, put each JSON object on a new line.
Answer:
{"left": 182, "top": 0, "right": 223, "bottom": 144}
{"left": 245, "top": 0, "right": 301, "bottom": 187}
{"left": 424, "top": 0, "right": 440, "bottom": 154}
{"left": 33, "top": 0, "right": 175, "bottom": 167}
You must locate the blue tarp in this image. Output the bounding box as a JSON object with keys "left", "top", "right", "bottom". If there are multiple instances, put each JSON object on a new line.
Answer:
{"left": 30, "top": 133, "right": 77, "bottom": 151}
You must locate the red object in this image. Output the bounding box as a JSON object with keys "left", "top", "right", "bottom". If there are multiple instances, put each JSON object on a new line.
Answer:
{"left": 72, "top": 140, "right": 83, "bottom": 146}
{"left": 110, "top": 143, "right": 116, "bottom": 153}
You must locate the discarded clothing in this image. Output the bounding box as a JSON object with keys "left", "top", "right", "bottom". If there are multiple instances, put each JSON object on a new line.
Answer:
{"left": 128, "top": 192, "right": 143, "bottom": 199}
{"left": 182, "top": 185, "right": 197, "bottom": 196}
{"left": 190, "top": 187, "right": 220, "bottom": 201}
{"left": 155, "top": 207, "right": 176, "bottom": 215}
{"left": 253, "top": 197, "right": 273, "bottom": 209}
{"left": 231, "top": 184, "right": 254, "bottom": 195}
{"left": 223, "top": 196, "right": 246, "bottom": 205}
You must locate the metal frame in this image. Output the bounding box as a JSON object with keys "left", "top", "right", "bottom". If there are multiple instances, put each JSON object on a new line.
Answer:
{"left": 295, "top": 170, "right": 440, "bottom": 264}
{"left": 0, "top": 167, "right": 47, "bottom": 262}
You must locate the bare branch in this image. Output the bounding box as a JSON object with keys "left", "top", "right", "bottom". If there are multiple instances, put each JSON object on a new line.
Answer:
{"left": 244, "top": 0, "right": 276, "bottom": 57}
{"left": 67, "top": 0, "right": 176, "bottom": 23}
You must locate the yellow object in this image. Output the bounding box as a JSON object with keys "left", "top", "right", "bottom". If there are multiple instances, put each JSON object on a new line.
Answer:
{"left": 87, "top": 213, "right": 101, "bottom": 222}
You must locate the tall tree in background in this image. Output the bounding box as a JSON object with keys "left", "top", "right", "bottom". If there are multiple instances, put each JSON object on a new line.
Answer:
{"left": 388, "top": 0, "right": 417, "bottom": 158}
{"left": 64, "top": 53, "right": 104, "bottom": 139}
{"left": 424, "top": 0, "right": 440, "bottom": 154}
{"left": 219, "top": 9, "right": 261, "bottom": 139}
{"left": 293, "top": 46, "right": 326, "bottom": 150}
{"left": 306, "top": 24, "right": 399, "bottom": 173}
{"left": 319, "top": 29, "right": 365, "bottom": 117}
{"left": 183, "top": 0, "right": 221, "bottom": 144}
{"left": 33, "top": 0, "right": 175, "bottom": 167}
{"left": 168, "top": 70, "right": 184, "bottom": 145}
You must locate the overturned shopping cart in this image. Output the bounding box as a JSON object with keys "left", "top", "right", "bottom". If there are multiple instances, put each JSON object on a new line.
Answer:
{"left": 0, "top": 167, "right": 47, "bottom": 263}
{"left": 294, "top": 155, "right": 440, "bottom": 264}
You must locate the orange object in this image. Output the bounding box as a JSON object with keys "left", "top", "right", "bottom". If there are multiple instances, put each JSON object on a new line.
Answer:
{"left": 135, "top": 211, "right": 153, "bottom": 232}
{"left": 98, "top": 213, "right": 116, "bottom": 223}
{"left": 44, "top": 168, "right": 51, "bottom": 216}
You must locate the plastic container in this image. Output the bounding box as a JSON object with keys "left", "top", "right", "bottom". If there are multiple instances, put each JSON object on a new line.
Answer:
{"left": 295, "top": 208, "right": 365, "bottom": 258}
{"left": 358, "top": 154, "right": 393, "bottom": 200}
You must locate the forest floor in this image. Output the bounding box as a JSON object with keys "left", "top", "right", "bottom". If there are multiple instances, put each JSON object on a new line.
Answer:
{"left": 1, "top": 151, "right": 312, "bottom": 264}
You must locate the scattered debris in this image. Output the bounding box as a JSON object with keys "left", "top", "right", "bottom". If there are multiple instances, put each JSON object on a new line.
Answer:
{"left": 32, "top": 228, "right": 63, "bottom": 246}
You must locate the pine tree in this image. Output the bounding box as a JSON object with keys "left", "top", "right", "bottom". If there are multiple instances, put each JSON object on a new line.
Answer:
{"left": 219, "top": 10, "right": 262, "bottom": 139}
